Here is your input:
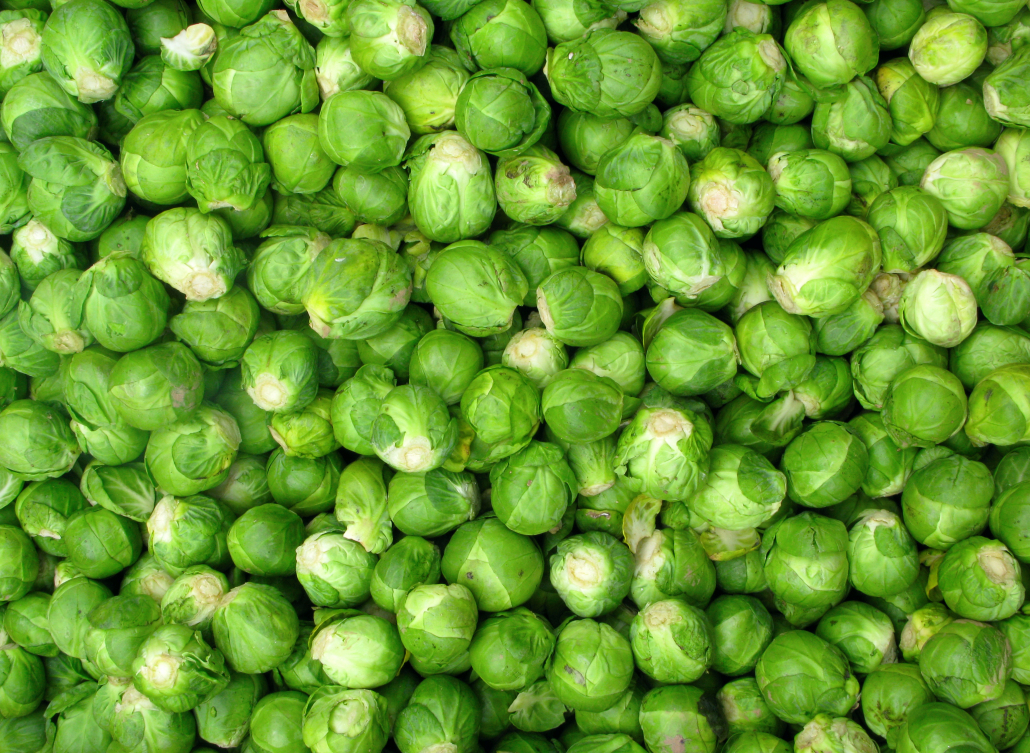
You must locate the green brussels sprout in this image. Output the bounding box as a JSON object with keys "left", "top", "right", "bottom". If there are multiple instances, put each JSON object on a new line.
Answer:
{"left": 161, "top": 23, "right": 219, "bottom": 72}
{"left": 688, "top": 445, "right": 785, "bottom": 530}
{"left": 331, "top": 365, "right": 396, "bottom": 454}
{"left": 687, "top": 147, "right": 774, "bottom": 239}
{"left": 936, "top": 537, "right": 1024, "bottom": 621}
{"left": 119, "top": 109, "right": 203, "bottom": 206}
{"left": 989, "top": 481, "right": 1030, "bottom": 562}
{"left": 630, "top": 524, "right": 716, "bottom": 608}
{"left": 0, "top": 143, "right": 30, "bottom": 237}
{"left": 686, "top": 29, "right": 786, "bottom": 127}
{"left": 82, "top": 593, "right": 161, "bottom": 678}
{"left": 371, "top": 535, "right": 441, "bottom": 613}
{"left": 397, "top": 582, "right": 477, "bottom": 673}
{"left": 17, "top": 136, "right": 126, "bottom": 242}
{"left": 638, "top": 685, "right": 725, "bottom": 753}
{"left": 108, "top": 342, "right": 204, "bottom": 431}
{"left": 633, "top": 0, "right": 724, "bottom": 63}
{"left": 748, "top": 123, "right": 814, "bottom": 169}
{"left": 927, "top": 82, "right": 1001, "bottom": 151}
{"left": 264, "top": 450, "right": 338, "bottom": 516}
{"left": 781, "top": 422, "right": 868, "bottom": 508}
{"left": 630, "top": 598, "right": 713, "bottom": 683}
{"left": 212, "top": 582, "right": 300, "bottom": 674}
{"left": 260, "top": 115, "right": 335, "bottom": 195}
{"left": 294, "top": 529, "right": 376, "bottom": 608}
{"left": 909, "top": 11, "right": 987, "bottom": 86}
{"left": 0, "top": 642, "right": 44, "bottom": 718}
{"left": 549, "top": 531, "right": 632, "bottom": 618}
{"left": 160, "top": 565, "right": 230, "bottom": 635}
{"left": 984, "top": 46, "right": 1030, "bottom": 127}
{"left": 77, "top": 254, "right": 169, "bottom": 354}
{"left": 268, "top": 387, "right": 339, "bottom": 459}
{"left": 902, "top": 454, "right": 992, "bottom": 548}
{"left": 113, "top": 55, "right": 203, "bottom": 126}
{"left": 145, "top": 403, "right": 241, "bottom": 496}
{"left": 14, "top": 478, "right": 88, "bottom": 558}
{"left": 47, "top": 574, "right": 112, "bottom": 659}
{"left": 546, "top": 619, "right": 633, "bottom": 712}
{"left": 184, "top": 115, "right": 270, "bottom": 213}
{"left": 850, "top": 324, "right": 945, "bottom": 409}
{"left": 468, "top": 608, "right": 554, "bottom": 694}
{"left": 302, "top": 237, "right": 411, "bottom": 340}
{"left": 395, "top": 675, "right": 480, "bottom": 753}
{"left": 847, "top": 504, "right": 920, "bottom": 595}
{"left": 10, "top": 224, "right": 85, "bottom": 302}
{"left": 920, "top": 147, "right": 1009, "bottom": 230}
{"left": 450, "top": 0, "right": 547, "bottom": 75}
{"left": 706, "top": 595, "right": 773, "bottom": 677}
{"left": 141, "top": 207, "right": 245, "bottom": 302}
{"left": 382, "top": 45, "right": 468, "bottom": 134}
{"left": 442, "top": 518, "right": 544, "bottom": 611}
{"left": 874, "top": 58, "right": 940, "bottom": 148}
{"left": 992, "top": 447, "right": 1030, "bottom": 495}
{"left": 460, "top": 365, "right": 542, "bottom": 469}
{"left": 794, "top": 716, "right": 878, "bottom": 753}
{"left": 645, "top": 309, "right": 738, "bottom": 396}
{"left": 541, "top": 370, "right": 622, "bottom": 444}
{"left": 169, "top": 286, "right": 260, "bottom": 368}
{"left": 814, "top": 600, "right": 897, "bottom": 674}
{"left": 896, "top": 270, "right": 977, "bottom": 347}
{"left": 897, "top": 705, "right": 996, "bottom": 753}
{"left": 386, "top": 468, "right": 479, "bottom": 539}
{"left": 272, "top": 185, "right": 357, "bottom": 237}
{"left": 881, "top": 364, "right": 967, "bottom": 448}
{"left": 494, "top": 145, "right": 577, "bottom": 226}
{"left": 0, "top": 400, "right": 79, "bottom": 480}
{"left": 785, "top": 0, "right": 878, "bottom": 90}
{"left": 968, "top": 680, "right": 1029, "bottom": 749}
{"left": 334, "top": 166, "right": 408, "bottom": 227}
{"left": 546, "top": 29, "right": 661, "bottom": 119}
{"left": 313, "top": 34, "right": 375, "bottom": 100}
{"left": 240, "top": 330, "right": 318, "bottom": 414}
{"left": 735, "top": 300, "right": 816, "bottom": 398}
{"left": 0, "top": 526, "right": 38, "bottom": 603}
{"left": 536, "top": 267, "right": 622, "bottom": 348}
{"left": 487, "top": 441, "right": 575, "bottom": 535}
{"left": 811, "top": 76, "right": 891, "bottom": 162}
{"left": 763, "top": 511, "right": 849, "bottom": 611}
{"left": 226, "top": 503, "right": 304, "bottom": 577}
{"left": 847, "top": 155, "right": 898, "bottom": 218}
{"left": 406, "top": 131, "right": 497, "bottom": 243}
{"left": 774, "top": 212, "right": 877, "bottom": 317}
{"left": 454, "top": 68, "right": 550, "bottom": 159}
{"left": 860, "top": 663, "right": 936, "bottom": 747}
{"left": 918, "top": 619, "right": 1011, "bottom": 708}
{"left": 345, "top": 0, "right": 433, "bottom": 81}
{"left": 318, "top": 90, "right": 409, "bottom": 171}
{"left": 407, "top": 330, "right": 482, "bottom": 406}
{"left": 755, "top": 630, "right": 860, "bottom": 725}
{"left": 501, "top": 328, "right": 569, "bottom": 389}
{"left": 938, "top": 232, "right": 1030, "bottom": 327}
{"left": 760, "top": 211, "right": 818, "bottom": 266}
{"left": 309, "top": 610, "right": 404, "bottom": 688}
{"left": 557, "top": 106, "right": 658, "bottom": 176}
{"left": 210, "top": 368, "right": 276, "bottom": 456}
{"left": 768, "top": 150, "right": 852, "bottom": 221}
{"left": 16, "top": 268, "right": 90, "bottom": 356}
{"left": 867, "top": 186, "right": 948, "bottom": 273}
{"left": 3, "top": 592, "right": 56, "bottom": 657}
{"left": 717, "top": 678, "right": 782, "bottom": 738}
{"left": 864, "top": 0, "right": 926, "bottom": 46}
{"left": 368, "top": 383, "right": 457, "bottom": 473}
{"left": 303, "top": 686, "right": 390, "bottom": 753}
{"left": 593, "top": 133, "right": 689, "bottom": 228}
{"left": 0, "top": 71, "right": 97, "bottom": 152}
{"left": 147, "top": 494, "right": 233, "bottom": 576}
{"left": 246, "top": 226, "right": 329, "bottom": 316}
{"left": 39, "top": 0, "right": 133, "bottom": 103}
{"left": 211, "top": 11, "right": 318, "bottom": 127}
{"left": 569, "top": 333, "right": 645, "bottom": 397}
{"left": 659, "top": 104, "right": 719, "bottom": 163}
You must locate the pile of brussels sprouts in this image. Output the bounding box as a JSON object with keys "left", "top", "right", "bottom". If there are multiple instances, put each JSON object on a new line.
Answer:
{"left": 6, "top": 0, "right": 1030, "bottom": 751}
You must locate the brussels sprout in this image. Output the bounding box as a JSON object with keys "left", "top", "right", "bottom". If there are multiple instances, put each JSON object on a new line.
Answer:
{"left": 546, "top": 30, "right": 661, "bottom": 119}
{"left": 920, "top": 147, "right": 1009, "bottom": 230}
{"left": 397, "top": 582, "right": 477, "bottom": 673}
{"left": 132, "top": 622, "right": 229, "bottom": 712}
{"left": 406, "top": 131, "right": 497, "bottom": 244}
{"left": 763, "top": 511, "right": 849, "bottom": 611}
{"left": 494, "top": 145, "right": 577, "bottom": 226}
{"left": 768, "top": 150, "right": 852, "bottom": 222}
{"left": 212, "top": 582, "right": 299, "bottom": 674}
{"left": 895, "top": 270, "right": 977, "bottom": 348}
{"left": 303, "top": 686, "right": 390, "bottom": 753}
{"left": 370, "top": 535, "right": 441, "bottom": 613}
{"left": 303, "top": 237, "right": 412, "bottom": 340}
{"left": 593, "top": 133, "right": 689, "bottom": 228}
{"left": 735, "top": 300, "right": 816, "bottom": 398}
{"left": 317, "top": 89, "right": 410, "bottom": 172}
{"left": 17, "top": 136, "right": 126, "bottom": 242}
{"left": 754, "top": 630, "right": 860, "bottom": 725}
{"left": 381, "top": 45, "right": 467, "bottom": 134}
{"left": 394, "top": 675, "right": 480, "bottom": 753}
{"left": 211, "top": 11, "right": 318, "bottom": 127}
{"left": 908, "top": 11, "right": 987, "bottom": 86}
{"left": 984, "top": 46, "right": 1030, "bottom": 127}
{"left": 425, "top": 241, "right": 528, "bottom": 332}
{"left": 639, "top": 685, "right": 726, "bottom": 753}
{"left": 936, "top": 536, "right": 1024, "bottom": 621}
{"left": 120, "top": 109, "right": 204, "bottom": 206}
{"left": 309, "top": 610, "right": 403, "bottom": 688}
{"left": 630, "top": 598, "right": 713, "bottom": 683}
{"left": 0, "top": 71, "right": 97, "bottom": 152}
{"left": 918, "top": 619, "right": 1011, "bottom": 708}
{"left": 442, "top": 518, "right": 544, "bottom": 611}
{"left": 108, "top": 342, "right": 204, "bottom": 431}
{"left": 546, "top": 619, "right": 633, "bottom": 712}
{"left": 0, "top": 400, "right": 79, "bottom": 480}
{"left": 450, "top": 0, "right": 547, "bottom": 74}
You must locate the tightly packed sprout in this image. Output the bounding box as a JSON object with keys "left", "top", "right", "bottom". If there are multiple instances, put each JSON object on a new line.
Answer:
{"left": 3, "top": 0, "right": 1030, "bottom": 752}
